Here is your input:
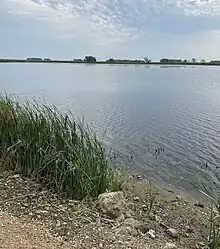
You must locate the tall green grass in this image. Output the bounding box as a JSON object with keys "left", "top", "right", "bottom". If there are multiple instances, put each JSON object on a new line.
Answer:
{"left": 200, "top": 175, "right": 220, "bottom": 248}
{"left": 0, "top": 95, "right": 121, "bottom": 200}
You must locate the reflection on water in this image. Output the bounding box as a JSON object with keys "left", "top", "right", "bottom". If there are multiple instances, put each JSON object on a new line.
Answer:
{"left": 1, "top": 63, "right": 220, "bottom": 199}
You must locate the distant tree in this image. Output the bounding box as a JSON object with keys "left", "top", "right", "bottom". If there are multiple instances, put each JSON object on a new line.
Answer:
{"left": 160, "top": 58, "right": 169, "bottom": 63}
{"left": 192, "top": 58, "right": 197, "bottom": 63}
{"left": 144, "top": 57, "right": 151, "bottom": 63}
{"left": 84, "top": 56, "right": 97, "bottom": 63}
{"left": 106, "top": 58, "right": 115, "bottom": 63}
{"left": 200, "top": 59, "right": 206, "bottom": 63}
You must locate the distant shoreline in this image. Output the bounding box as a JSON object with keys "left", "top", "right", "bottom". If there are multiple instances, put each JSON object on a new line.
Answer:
{"left": 1, "top": 59, "right": 220, "bottom": 67}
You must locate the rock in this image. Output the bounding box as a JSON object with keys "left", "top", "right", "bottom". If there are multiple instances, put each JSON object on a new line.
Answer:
{"left": 196, "top": 242, "right": 207, "bottom": 249}
{"left": 166, "top": 228, "right": 179, "bottom": 239}
{"left": 176, "top": 195, "right": 182, "bottom": 201}
{"left": 163, "top": 243, "right": 177, "bottom": 249}
{"left": 167, "top": 189, "right": 174, "bottom": 193}
{"left": 97, "top": 191, "right": 126, "bottom": 219}
{"left": 147, "top": 229, "right": 155, "bottom": 239}
{"left": 35, "top": 210, "right": 49, "bottom": 215}
{"left": 149, "top": 214, "right": 157, "bottom": 221}
{"left": 186, "top": 226, "right": 194, "bottom": 233}
{"left": 194, "top": 202, "right": 204, "bottom": 208}
{"left": 133, "top": 197, "right": 140, "bottom": 202}
{"left": 11, "top": 174, "right": 21, "bottom": 179}
{"left": 137, "top": 223, "right": 151, "bottom": 234}
{"left": 22, "top": 203, "right": 29, "bottom": 207}
{"left": 125, "top": 212, "right": 132, "bottom": 218}
{"left": 183, "top": 233, "right": 189, "bottom": 238}
{"left": 142, "top": 205, "right": 148, "bottom": 212}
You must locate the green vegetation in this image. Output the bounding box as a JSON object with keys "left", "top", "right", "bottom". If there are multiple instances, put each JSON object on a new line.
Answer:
{"left": 0, "top": 96, "right": 122, "bottom": 200}
{"left": 200, "top": 175, "right": 220, "bottom": 248}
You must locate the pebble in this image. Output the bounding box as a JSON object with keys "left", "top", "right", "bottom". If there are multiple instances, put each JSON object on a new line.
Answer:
{"left": 163, "top": 243, "right": 177, "bottom": 249}
{"left": 10, "top": 174, "right": 21, "bottom": 179}
{"left": 194, "top": 202, "right": 204, "bottom": 208}
{"left": 149, "top": 214, "right": 158, "bottom": 221}
{"left": 138, "top": 223, "right": 151, "bottom": 234}
{"left": 142, "top": 205, "right": 148, "bottom": 212}
{"left": 35, "top": 210, "right": 49, "bottom": 215}
{"left": 176, "top": 195, "right": 182, "bottom": 201}
{"left": 186, "top": 225, "right": 194, "bottom": 233}
{"left": 133, "top": 197, "right": 140, "bottom": 202}
{"left": 196, "top": 242, "right": 206, "bottom": 248}
{"left": 167, "top": 189, "right": 174, "bottom": 194}
{"left": 22, "top": 203, "right": 29, "bottom": 207}
{"left": 147, "top": 229, "right": 156, "bottom": 239}
{"left": 166, "top": 228, "right": 179, "bottom": 238}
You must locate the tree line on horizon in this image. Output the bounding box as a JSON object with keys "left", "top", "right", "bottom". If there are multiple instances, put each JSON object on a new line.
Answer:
{"left": 1, "top": 56, "right": 220, "bottom": 65}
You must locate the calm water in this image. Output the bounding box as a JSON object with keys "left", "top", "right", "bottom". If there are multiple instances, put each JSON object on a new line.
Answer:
{"left": 1, "top": 63, "right": 220, "bottom": 199}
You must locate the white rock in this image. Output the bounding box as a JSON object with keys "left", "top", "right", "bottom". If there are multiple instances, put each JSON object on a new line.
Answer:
{"left": 163, "top": 243, "right": 177, "bottom": 249}
{"left": 142, "top": 205, "right": 148, "bottom": 212}
{"left": 176, "top": 195, "right": 182, "bottom": 201}
{"left": 97, "top": 191, "right": 126, "bottom": 219}
{"left": 11, "top": 174, "right": 21, "bottom": 179}
{"left": 133, "top": 197, "right": 140, "bottom": 202}
{"left": 147, "top": 229, "right": 156, "bottom": 239}
{"left": 166, "top": 228, "right": 179, "bottom": 238}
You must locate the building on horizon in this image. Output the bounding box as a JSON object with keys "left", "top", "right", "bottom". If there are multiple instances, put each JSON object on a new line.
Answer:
{"left": 210, "top": 60, "right": 220, "bottom": 65}
{"left": 27, "top": 58, "right": 42, "bottom": 61}
{"left": 73, "top": 59, "right": 83, "bottom": 62}
{"left": 160, "top": 58, "right": 182, "bottom": 64}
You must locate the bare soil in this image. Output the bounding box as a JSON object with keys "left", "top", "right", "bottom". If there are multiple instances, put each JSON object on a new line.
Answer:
{"left": 0, "top": 167, "right": 210, "bottom": 249}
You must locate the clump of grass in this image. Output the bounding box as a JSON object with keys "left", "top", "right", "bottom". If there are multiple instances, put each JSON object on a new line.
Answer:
{"left": 208, "top": 202, "right": 220, "bottom": 249}
{"left": 200, "top": 192, "right": 220, "bottom": 248}
{"left": 0, "top": 95, "right": 122, "bottom": 200}
{"left": 200, "top": 171, "right": 220, "bottom": 248}
{"left": 143, "top": 184, "right": 157, "bottom": 216}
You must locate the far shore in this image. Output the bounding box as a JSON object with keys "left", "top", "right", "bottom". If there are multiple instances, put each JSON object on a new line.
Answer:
{"left": 1, "top": 59, "right": 220, "bottom": 67}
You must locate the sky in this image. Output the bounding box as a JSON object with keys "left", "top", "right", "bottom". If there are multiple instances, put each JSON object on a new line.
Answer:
{"left": 1, "top": 0, "right": 220, "bottom": 61}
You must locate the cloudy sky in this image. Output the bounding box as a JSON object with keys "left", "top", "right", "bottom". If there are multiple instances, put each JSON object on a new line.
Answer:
{"left": 1, "top": 0, "right": 220, "bottom": 61}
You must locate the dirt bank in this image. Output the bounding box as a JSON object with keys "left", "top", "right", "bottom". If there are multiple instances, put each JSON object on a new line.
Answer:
{"left": 0, "top": 167, "right": 209, "bottom": 249}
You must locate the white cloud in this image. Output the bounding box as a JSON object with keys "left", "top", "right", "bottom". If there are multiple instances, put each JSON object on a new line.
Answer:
{"left": 3, "top": 0, "right": 220, "bottom": 58}
{"left": 4, "top": 0, "right": 137, "bottom": 44}
{"left": 6, "top": 0, "right": 220, "bottom": 33}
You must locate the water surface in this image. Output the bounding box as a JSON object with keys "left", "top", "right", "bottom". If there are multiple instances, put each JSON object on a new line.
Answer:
{"left": 1, "top": 63, "right": 220, "bottom": 199}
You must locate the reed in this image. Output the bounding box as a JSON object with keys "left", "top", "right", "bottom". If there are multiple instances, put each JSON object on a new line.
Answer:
{"left": 0, "top": 95, "right": 121, "bottom": 200}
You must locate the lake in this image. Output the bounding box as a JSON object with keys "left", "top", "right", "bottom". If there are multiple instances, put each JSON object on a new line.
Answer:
{"left": 1, "top": 63, "right": 220, "bottom": 199}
